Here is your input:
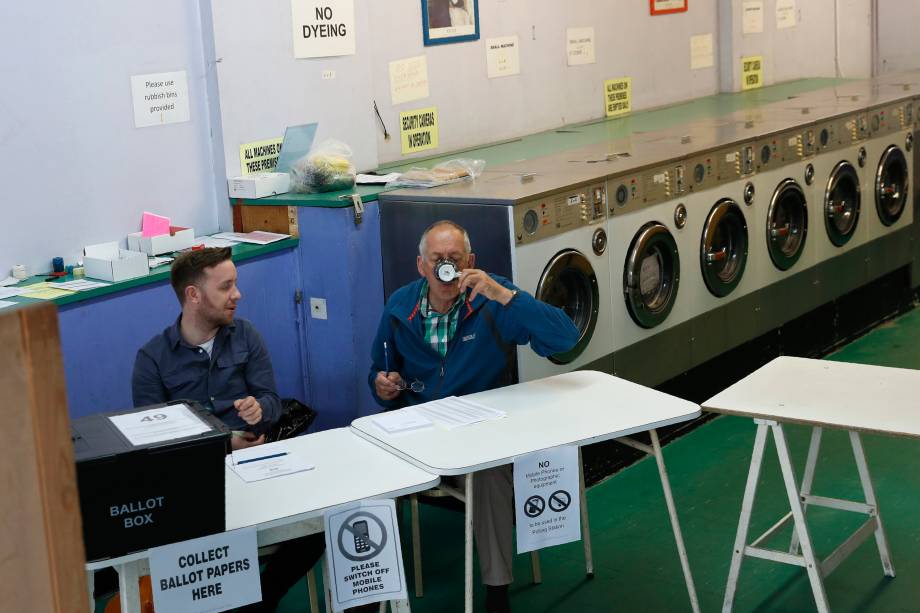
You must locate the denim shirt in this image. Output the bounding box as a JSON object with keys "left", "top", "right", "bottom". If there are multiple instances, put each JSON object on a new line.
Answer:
{"left": 132, "top": 316, "right": 282, "bottom": 432}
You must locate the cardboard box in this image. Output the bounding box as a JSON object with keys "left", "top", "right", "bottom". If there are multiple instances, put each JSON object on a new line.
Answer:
{"left": 127, "top": 226, "right": 195, "bottom": 255}
{"left": 72, "top": 401, "right": 229, "bottom": 561}
{"left": 83, "top": 242, "right": 150, "bottom": 282}
{"left": 228, "top": 172, "right": 291, "bottom": 199}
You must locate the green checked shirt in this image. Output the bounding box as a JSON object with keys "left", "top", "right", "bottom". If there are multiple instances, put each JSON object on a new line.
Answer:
{"left": 419, "top": 280, "right": 466, "bottom": 356}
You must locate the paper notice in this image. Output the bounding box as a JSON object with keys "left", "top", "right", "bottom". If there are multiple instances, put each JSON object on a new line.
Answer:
{"left": 486, "top": 35, "right": 521, "bottom": 79}
{"left": 742, "top": 1, "right": 764, "bottom": 34}
{"left": 389, "top": 55, "right": 430, "bottom": 105}
{"left": 690, "top": 33, "right": 714, "bottom": 70}
{"left": 566, "top": 27, "right": 596, "bottom": 66}
{"left": 776, "top": 0, "right": 797, "bottom": 29}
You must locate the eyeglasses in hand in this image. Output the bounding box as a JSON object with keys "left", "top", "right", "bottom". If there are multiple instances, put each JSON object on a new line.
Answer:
{"left": 396, "top": 378, "right": 425, "bottom": 393}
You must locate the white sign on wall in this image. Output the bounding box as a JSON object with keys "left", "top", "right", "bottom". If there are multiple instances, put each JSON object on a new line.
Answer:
{"left": 130, "top": 71, "right": 190, "bottom": 128}
{"left": 776, "top": 0, "right": 797, "bottom": 30}
{"left": 486, "top": 36, "right": 520, "bottom": 79}
{"left": 291, "top": 0, "right": 356, "bottom": 58}
{"left": 389, "top": 55, "right": 430, "bottom": 105}
{"left": 324, "top": 500, "right": 407, "bottom": 611}
{"left": 513, "top": 445, "right": 581, "bottom": 554}
{"left": 149, "top": 527, "right": 260, "bottom": 612}
{"left": 690, "top": 33, "right": 714, "bottom": 70}
{"left": 742, "top": 1, "right": 764, "bottom": 35}
{"left": 566, "top": 27, "right": 596, "bottom": 66}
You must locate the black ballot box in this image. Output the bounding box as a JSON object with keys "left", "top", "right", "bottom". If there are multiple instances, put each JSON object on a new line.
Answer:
{"left": 71, "top": 400, "right": 230, "bottom": 561}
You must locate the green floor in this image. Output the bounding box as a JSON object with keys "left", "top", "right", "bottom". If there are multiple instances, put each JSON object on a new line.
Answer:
{"left": 97, "top": 307, "right": 920, "bottom": 612}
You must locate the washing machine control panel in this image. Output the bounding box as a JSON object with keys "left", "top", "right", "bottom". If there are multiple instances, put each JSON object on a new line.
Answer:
{"left": 753, "top": 127, "right": 816, "bottom": 171}
{"left": 843, "top": 111, "right": 870, "bottom": 144}
{"left": 870, "top": 102, "right": 914, "bottom": 136}
{"left": 514, "top": 183, "right": 606, "bottom": 244}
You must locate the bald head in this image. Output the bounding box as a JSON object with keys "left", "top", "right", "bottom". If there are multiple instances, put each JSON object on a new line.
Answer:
{"left": 418, "top": 220, "right": 472, "bottom": 258}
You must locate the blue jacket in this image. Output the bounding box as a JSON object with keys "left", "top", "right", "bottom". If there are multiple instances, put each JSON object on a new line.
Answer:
{"left": 368, "top": 275, "right": 580, "bottom": 409}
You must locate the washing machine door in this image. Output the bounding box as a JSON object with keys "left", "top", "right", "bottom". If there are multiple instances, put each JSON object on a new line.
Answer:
{"left": 624, "top": 222, "right": 680, "bottom": 329}
{"left": 824, "top": 161, "right": 861, "bottom": 246}
{"left": 875, "top": 145, "right": 909, "bottom": 226}
{"left": 701, "top": 199, "right": 748, "bottom": 297}
{"left": 767, "top": 179, "right": 808, "bottom": 271}
{"left": 535, "top": 249, "right": 599, "bottom": 365}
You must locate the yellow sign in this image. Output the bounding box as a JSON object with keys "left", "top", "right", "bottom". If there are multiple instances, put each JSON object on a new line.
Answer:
{"left": 239, "top": 137, "right": 283, "bottom": 175}
{"left": 400, "top": 107, "right": 439, "bottom": 155}
{"left": 604, "top": 77, "right": 631, "bottom": 118}
{"left": 741, "top": 56, "right": 764, "bottom": 91}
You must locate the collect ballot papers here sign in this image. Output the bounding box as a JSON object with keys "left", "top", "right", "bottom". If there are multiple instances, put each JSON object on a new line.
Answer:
{"left": 325, "top": 499, "right": 407, "bottom": 611}
{"left": 149, "top": 527, "right": 260, "bottom": 612}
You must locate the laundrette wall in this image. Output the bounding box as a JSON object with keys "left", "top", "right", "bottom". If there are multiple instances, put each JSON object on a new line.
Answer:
{"left": 1, "top": 1, "right": 917, "bottom": 424}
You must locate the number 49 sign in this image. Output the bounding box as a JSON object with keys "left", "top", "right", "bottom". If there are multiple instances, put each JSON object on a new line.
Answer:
{"left": 108, "top": 404, "right": 212, "bottom": 446}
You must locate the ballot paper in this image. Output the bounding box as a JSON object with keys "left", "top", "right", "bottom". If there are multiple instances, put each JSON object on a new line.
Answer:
{"left": 0, "top": 300, "right": 16, "bottom": 310}
{"left": 109, "top": 403, "right": 211, "bottom": 446}
{"left": 196, "top": 235, "right": 239, "bottom": 248}
{"left": 227, "top": 440, "right": 315, "bottom": 483}
{"left": 52, "top": 279, "right": 111, "bottom": 292}
{"left": 147, "top": 256, "right": 174, "bottom": 269}
{"left": 0, "top": 277, "right": 20, "bottom": 287}
{"left": 356, "top": 172, "right": 401, "bottom": 185}
{"left": 414, "top": 396, "right": 506, "bottom": 430}
{"left": 0, "top": 287, "right": 27, "bottom": 299}
{"left": 372, "top": 408, "right": 433, "bottom": 434}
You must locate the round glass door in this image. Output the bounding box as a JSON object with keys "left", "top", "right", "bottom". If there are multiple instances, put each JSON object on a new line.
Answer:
{"left": 700, "top": 199, "right": 748, "bottom": 297}
{"left": 536, "top": 249, "right": 599, "bottom": 364}
{"left": 767, "top": 179, "right": 808, "bottom": 271}
{"left": 875, "top": 145, "right": 909, "bottom": 226}
{"left": 623, "top": 222, "right": 680, "bottom": 328}
{"left": 824, "top": 161, "right": 861, "bottom": 247}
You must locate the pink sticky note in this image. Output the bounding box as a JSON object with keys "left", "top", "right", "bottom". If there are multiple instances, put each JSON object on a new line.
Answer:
{"left": 141, "top": 212, "right": 171, "bottom": 237}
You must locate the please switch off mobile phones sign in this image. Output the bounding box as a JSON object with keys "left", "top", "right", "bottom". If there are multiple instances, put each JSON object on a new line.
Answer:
{"left": 324, "top": 499, "right": 408, "bottom": 611}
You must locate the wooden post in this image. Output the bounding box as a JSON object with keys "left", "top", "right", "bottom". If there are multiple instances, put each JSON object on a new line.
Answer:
{"left": 0, "top": 303, "right": 88, "bottom": 612}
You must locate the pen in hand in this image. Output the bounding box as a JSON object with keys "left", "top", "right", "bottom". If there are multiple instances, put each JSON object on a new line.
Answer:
{"left": 383, "top": 340, "right": 390, "bottom": 374}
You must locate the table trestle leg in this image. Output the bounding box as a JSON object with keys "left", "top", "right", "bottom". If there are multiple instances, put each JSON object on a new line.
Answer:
{"left": 849, "top": 430, "right": 896, "bottom": 578}
{"left": 790, "top": 426, "right": 823, "bottom": 556}
{"left": 578, "top": 446, "right": 594, "bottom": 579}
{"left": 465, "top": 473, "right": 474, "bottom": 613}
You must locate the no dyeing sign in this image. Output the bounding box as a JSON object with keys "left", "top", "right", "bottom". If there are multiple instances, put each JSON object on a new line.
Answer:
{"left": 324, "top": 499, "right": 407, "bottom": 611}
{"left": 291, "top": 0, "right": 356, "bottom": 58}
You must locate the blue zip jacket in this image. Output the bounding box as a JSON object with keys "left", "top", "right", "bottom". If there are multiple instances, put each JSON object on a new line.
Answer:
{"left": 368, "top": 275, "right": 580, "bottom": 409}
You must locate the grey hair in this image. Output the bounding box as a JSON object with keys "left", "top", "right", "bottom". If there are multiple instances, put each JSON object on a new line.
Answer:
{"left": 418, "top": 220, "right": 472, "bottom": 257}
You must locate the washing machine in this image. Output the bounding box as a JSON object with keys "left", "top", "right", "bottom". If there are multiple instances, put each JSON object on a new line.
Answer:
{"left": 864, "top": 100, "right": 914, "bottom": 244}
{"left": 377, "top": 171, "right": 614, "bottom": 385}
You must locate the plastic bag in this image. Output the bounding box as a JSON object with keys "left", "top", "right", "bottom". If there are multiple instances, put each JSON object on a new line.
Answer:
{"left": 390, "top": 158, "right": 486, "bottom": 188}
{"left": 289, "top": 139, "right": 356, "bottom": 193}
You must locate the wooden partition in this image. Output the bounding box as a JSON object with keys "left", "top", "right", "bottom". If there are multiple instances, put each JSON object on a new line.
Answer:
{"left": 0, "top": 303, "right": 88, "bottom": 611}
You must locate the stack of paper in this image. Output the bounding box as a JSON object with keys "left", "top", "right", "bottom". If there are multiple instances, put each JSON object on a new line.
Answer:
{"left": 414, "top": 397, "right": 506, "bottom": 430}
{"left": 0, "top": 287, "right": 27, "bottom": 300}
{"left": 52, "top": 279, "right": 110, "bottom": 292}
{"left": 227, "top": 440, "right": 315, "bottom": 483}
{"left": 372, "top": 409, "right": 433, "bottom": 434}
{"left": 212, "top": 231, "right": 289, "bottom": 245}
{"left": 196, "top": 235, "right": 239, "bottom": 248}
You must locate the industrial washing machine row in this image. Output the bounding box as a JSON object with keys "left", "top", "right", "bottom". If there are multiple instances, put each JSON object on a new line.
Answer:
{"left": 378, "top": 70, "right": 920, "bottom": 389}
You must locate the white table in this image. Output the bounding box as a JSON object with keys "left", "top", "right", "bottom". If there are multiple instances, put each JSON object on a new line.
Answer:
{"left": 85, "top": 428, "right": 440, "bottom": 613}
{"left": 703, "top": 357, "right": 918, "bottom": 612}
{"left": 351, "top": 370, "right": 702, "bottom": 613}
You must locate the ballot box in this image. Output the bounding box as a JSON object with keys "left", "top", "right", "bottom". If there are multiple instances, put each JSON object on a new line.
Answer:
{"left": 72, "top": 401, "right": 229, "bottom": 561}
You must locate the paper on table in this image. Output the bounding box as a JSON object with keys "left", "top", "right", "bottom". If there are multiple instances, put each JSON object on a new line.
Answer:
{"left": 372, "top": 408, "right": 433, "bottom": 434}
{"left": 414, "top": 396, "right": 506, "bottom": 430}
{"left": 0, "top": 277, "right": 20, "bottom": 287}
{"left": 20, "top": 286, "right": 76, "bottom": 300}
{"left": 52, "top": 279, "right": 110, "bottom": 291}
{"left": 109, "top": 404, "right": 211, "bottom": 446}
{"left": 142, "top": 211, "right": 171, "bottom": 237}
{"left": 0, "top": 300, "right": 17, "bottom": 310}
{"left": 84, "top": 241, "right": 121, "bottom": 260}
{"left": 227, "top": 440, "right": 315, "bottom": 482}
{"left": 148, "top": 256, "right": 174, "bottom": 268}
{"left": 356, "top": 173, "right": 401, "bottom": 185}
{"left": 0, "top": 287, "right": 27, "bottom": 299}
{"left": 197, "top": 236, "right": 239, "bottom": 248}
{"left": 212, "top": 231, "right": 289, "bottom": 245}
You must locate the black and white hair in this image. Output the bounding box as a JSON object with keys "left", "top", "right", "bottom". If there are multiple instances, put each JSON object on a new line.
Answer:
{"left": 418, "top": 220, "right": 472, "bottom": 257}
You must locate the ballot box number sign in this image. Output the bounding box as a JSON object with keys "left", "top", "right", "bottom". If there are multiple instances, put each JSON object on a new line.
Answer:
{"left": 148, "top": 527, "right": 260, "bottom": 612}
{"left": 325, "top": 500, "right": 407, "bottom": 611}
{"left": 514, "top": 445, "right": 581, "bottom": 554}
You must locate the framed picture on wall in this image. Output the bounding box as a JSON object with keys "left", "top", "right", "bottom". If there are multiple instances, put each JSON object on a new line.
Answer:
{"left": 650, "top": 0, "right": 688, "bottom": 15}
{"left": 422, "top": 0, "right": 480, "bottom": 46}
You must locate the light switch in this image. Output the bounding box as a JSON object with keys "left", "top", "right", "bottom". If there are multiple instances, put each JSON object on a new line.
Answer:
{"left": 310, "top": 297, "right": 328, "bottom": 320}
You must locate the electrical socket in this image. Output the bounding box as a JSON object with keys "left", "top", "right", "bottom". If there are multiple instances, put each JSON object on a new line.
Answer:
{"left": 310, "top": 297, "right": 328, "bottom": 320}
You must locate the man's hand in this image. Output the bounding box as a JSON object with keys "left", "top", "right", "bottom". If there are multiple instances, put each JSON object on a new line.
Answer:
{"left": 234, "top": 396, "right": 263, "bottom": 425}
{"left": 375, "top": 371, "right": 404, "bottom": 401}
{"left": 230, "top": 432, "right": 265, "bottom": 451}
{"left": 458, "top": 269, "right": 515, "bottom": 305}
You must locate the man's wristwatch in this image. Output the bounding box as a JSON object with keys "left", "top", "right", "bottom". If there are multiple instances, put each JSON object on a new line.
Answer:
{"left": 504, "top": 289, "right": 519, "bottom": 307}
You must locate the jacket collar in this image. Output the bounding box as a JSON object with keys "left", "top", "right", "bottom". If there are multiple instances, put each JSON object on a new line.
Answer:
{"left": 394, "top": 278, "right": 487, "bottom": 323}
{"left": 166, "top": 313, "right": 236, "bottom": 349}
